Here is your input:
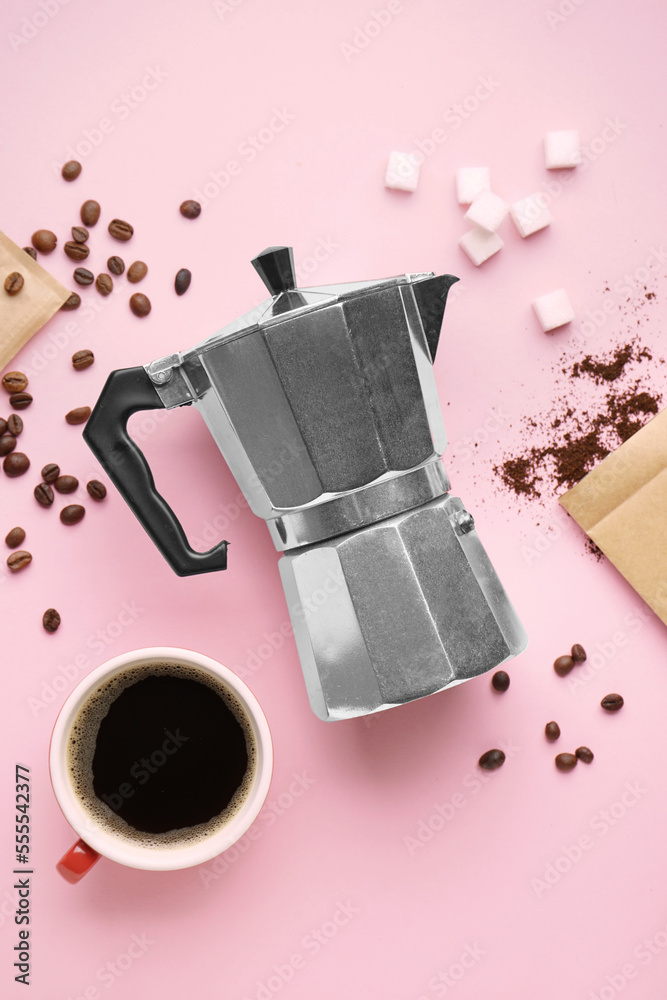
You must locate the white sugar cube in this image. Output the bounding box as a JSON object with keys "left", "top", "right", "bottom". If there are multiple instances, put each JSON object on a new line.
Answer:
{"left": 385, "top": 152, "right": 420, "bottom": 192}
{"left": 459, "top": 228, "right": 504, "bottom": 266}
{"left": 455, "top": 167, "right": 490, "bottom": 205}
{"left": 544, "top": 130, "right": 581, "bottom": 169}
{"left": 532, "top": 289, "right": 575, "bottom": 332}
{"left": 464, "top": 191, "right": 508, "bottom": 233}
{"left": 510, "top": 193, "right": 553, "bottom": 238}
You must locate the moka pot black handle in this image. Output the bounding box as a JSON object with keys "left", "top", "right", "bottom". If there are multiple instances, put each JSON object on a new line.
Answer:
{"left": 83, "top": 366, "right": 228, "bottom": 576}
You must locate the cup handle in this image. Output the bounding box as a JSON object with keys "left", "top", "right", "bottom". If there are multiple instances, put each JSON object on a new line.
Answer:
{"left": 56, "top": 839, "right": 101, "bottom": 883}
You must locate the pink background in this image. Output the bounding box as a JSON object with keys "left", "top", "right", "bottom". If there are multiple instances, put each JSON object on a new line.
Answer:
{"left": 2, "top": 1, "right": 667, "bottom": 997}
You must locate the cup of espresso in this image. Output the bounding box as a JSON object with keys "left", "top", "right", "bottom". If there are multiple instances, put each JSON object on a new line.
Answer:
{"left": 49, "top": 647, "right": 273, "bottom": 882}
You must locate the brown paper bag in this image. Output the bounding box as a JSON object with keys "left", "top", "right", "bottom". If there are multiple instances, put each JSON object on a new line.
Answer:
{"left": 0, "top": 230, "right": 70, "bottom": 370}
{"left": 560, "top": 408, "right": 667, "bottom": 625}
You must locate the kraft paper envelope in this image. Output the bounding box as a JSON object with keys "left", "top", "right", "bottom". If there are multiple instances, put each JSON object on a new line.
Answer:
{"left": 0, "top": 229, "right": 70, "bottom": 370}
{"left": 560, "top": 408, "right": 667, "bottom": 626}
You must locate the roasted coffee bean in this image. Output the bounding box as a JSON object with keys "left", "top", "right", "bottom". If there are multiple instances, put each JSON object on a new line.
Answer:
{"left": 0, "top": 418, "right": 6, "bottom": 435}
{"left": 72, "top": 349, "right": 94, "bottom": 371}
{"left": 108, "top": 218, "right": 133, "bottom": 241}
{"left": 71, "top": 226, "right": 89, "bottom": 243}
{"left": 73, "top": 268, "right": 94, "bottom": 288}
{"left": 32, "top": 229, "right": 57, "bottom": 253}
{"left": 80, "top": 200, "right": 101, "bottom": 227}
{"left": 23, "top": 247, "right": 37, "bottom": 261}
{"left": 175, "top": 268, "right": 191, "bottom": 295}
{"left": 179, "top": 200, "right": 201, "bottom": 219}
{"left": 491, "top": 670, "right": 510, "bottom": 692}
{"left": 42, "top": 463, "right": 60, "bottom": 483}
{"left": 60, "top": 504, "right": 85, "bottom": 525}
{"left": 5, "top": 526, "right": 25, "bottom": 548}
{"left": 2, "top": 371, "right": 28, "bottom": 393}
{"left": 62, "top": 160, "right": 81, "bottom": 181}
{"left": 7, "top": 414, "right": 22, "bottom": 436}
{"left": 555, "top": 752, "right": 578, "bottom": 772}
{"left": 3, "top": 452, "right": 29, "bottom": 477}
{"left": 65, "top": 406, "right": 91, "bottom": 425}
{"left": 42, "top": 608, "right": 61, "bottom": 632}
{"left": 127, "top": 260, "right": 147, "bottom": 283}
{"left": 7, "top": 550, "right": 32, "bottom": 571}
{"left": 4, "top": 272, "right": 24, "bottom": 296}
{"left": 601, "top": 693, "right": 624, "bottom": 712}
{"left": 554, "top": 654, "right": 575, "bottom": 677}
{"left": 107, "top": 255, "right": 125, "bottom": 275}
{"left": 479, "top": 748, "right": 506, "bottom": 771}
{"left": 545, "top": 721, "right": 561, "bottom": 742}
{"left": 34, "top": 482, "right": 54, "bottom": 506}
{"left": 61, "top": 292, "right": 81, "bottom": 311}
{"left": 86, "top": 479, "right": 107, "bottom": 500}
{"left": 129, "top": 292, "right": 151, "bottom": 317}
{"left": 571, "top": 643, "right": 587, "bottom": 663}
{"left": 0, "top": 434, "right": 16, "bottom": 456}
{"left": 95, "top": 273, "right": 113, "bottom": 296}
{"left": 575, "top": 746, "right": 594, "bottom": 764}
{"left": 64, "top": 241, "right": 90, "bottom": 261}
{"left": 10, "top": 392, "right": 32, "bottom": 410}
{"left": 54, "top": 475, "right": 78, "bottom": 494}
{"left": 73, "top": 268, "right": 94, "bottom": 286}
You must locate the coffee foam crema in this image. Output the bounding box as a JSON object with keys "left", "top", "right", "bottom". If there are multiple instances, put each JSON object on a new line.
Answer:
{"left": 66, "top": 661, "right": 257, "bottom": 851}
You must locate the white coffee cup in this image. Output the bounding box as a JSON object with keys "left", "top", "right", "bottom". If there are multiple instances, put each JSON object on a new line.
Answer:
{"left": 49, "top": 646, "right": 273, "bottom": 882}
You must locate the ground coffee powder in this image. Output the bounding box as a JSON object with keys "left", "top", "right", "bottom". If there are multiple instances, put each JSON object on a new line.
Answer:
{"left": 495, "top": 338, "right": 662, "bottom": 500}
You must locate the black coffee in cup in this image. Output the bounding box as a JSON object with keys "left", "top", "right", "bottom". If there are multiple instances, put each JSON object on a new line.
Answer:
{"left": 67, "top": 661, "right": 257, "bottom": 847}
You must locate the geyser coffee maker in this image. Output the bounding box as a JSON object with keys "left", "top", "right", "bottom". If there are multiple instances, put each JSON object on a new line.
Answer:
{"left": 85, "top": 246, "right": 526, "bottom": 720}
